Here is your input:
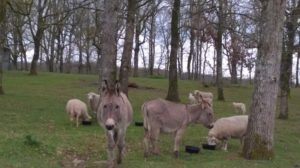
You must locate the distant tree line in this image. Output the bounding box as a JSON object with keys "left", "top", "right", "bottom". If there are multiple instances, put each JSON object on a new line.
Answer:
{"left": 0, "top": 0, "right": 296, "bottom": 160}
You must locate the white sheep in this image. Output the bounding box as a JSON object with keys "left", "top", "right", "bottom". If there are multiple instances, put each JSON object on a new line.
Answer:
{"left": 66, "top": 99, "right": 91, "bottom": 127}
{"left": 188, "top": 90, "right": 213, "bottom": 106}
{"left": 188, "top": 93, "right": 198, "bottom": 104}
{"left": 232, "top": 102, "right": 246, "bottom": 114}
{"left": 194, "top": 90, "right": 213, "bottom": 99}
{"left": 207, "top": 115, "right": 248, "bottom": 151}
{"left": 87, "top": 92, "right": 101, "bottom": 114}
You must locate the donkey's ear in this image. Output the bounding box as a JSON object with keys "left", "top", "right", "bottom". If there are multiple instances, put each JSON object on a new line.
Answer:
{"left": 101, "top": 80, "right": 109, "bottom": 94}
{"left": 115, "top": 80, "right": 121, "bottom": 96}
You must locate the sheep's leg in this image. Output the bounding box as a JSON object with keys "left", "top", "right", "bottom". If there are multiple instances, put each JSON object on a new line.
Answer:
{"left": 173, "top": 128, "right": 185, "bottom": 158}
{"left": 150, "top": 127, "right": 160, "bottom": 155}
{"left": 76, "top": 115, "right": 79, "bottom": 127}
{"left": 106, "top": 131, "right": 116, "bottom": 168}
{"left": 116, "top": 130, "right": 125, "bottom": 164}
{"left": 221, "top": 140, "right": 228, "bottom": 151}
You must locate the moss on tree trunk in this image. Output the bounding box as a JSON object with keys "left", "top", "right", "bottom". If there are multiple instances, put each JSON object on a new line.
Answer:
{"left": 245, "top": 134, "right": 274, "bottom": 160}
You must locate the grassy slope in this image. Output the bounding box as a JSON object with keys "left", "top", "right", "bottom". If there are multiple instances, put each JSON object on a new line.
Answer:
{"left": 0, "top": 71, "right": 299, "bottom": 168}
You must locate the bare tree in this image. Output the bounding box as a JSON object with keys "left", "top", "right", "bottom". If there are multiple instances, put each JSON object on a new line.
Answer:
{"left": 148, "top": 0, "right": 159, "bottom": 76}
{"left": 215, "top": 0, "right": 225, "bottom": 100}
{"left": 0, "top": 0, "right": 7, "bottom": 95}
{"left": 278, "top": 0, "right": 299, "bottom": 119}
{"left": 133, "top": 0, "right": 152, "bottom": 77}
{"left": 166, "top": 0, "right": 180, "bottom": 102}
{"left": 242, "top": 0, "right": 286, "bottom": 160}
{"left": 187, "top": 0, "right": 195, "bottom": 80}
{"left": 120, "top": 0, "right": 136, "bottom": 95}
{"left": 29, "top": 0, "right": 50, "bottom": 75}
{"left": 296, "top": 34, "right": 300, "bottom": 87}
{"left": 156, "top": 7, "right": 171, "bottom": 77}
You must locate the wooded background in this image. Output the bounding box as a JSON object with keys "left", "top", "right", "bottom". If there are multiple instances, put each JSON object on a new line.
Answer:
{"left": 0, "top": 0, "right": 295, "bottom": 160}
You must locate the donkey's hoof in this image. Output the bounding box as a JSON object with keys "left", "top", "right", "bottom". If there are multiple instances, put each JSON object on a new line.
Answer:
{"left": 152, "top": 149, "right": 160, "bottom": 155}
{"left": 117, "top": 158, "right": 122, "bottom": 164}
{"left": 144, "top": 152, "right": 150, "bottom": 158}
{"left": 174, "top": 151, "right": 179, "bottom": 158}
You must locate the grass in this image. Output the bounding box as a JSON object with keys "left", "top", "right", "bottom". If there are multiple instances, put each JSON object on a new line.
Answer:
{"left": 0, "top": 71, "right": 299, "bottom": 168}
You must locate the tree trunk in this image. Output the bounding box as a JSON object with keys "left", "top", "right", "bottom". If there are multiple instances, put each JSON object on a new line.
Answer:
{"left": 216, "top": 0, "right": 225, "bottom": 100}
{"left": 78, "top": 45, "right": 83, "bottom": 74}
{"left": 149, "top": 14, "right": 155, "bottom": 76}
{"left": 195, "top": 37, "right": 202, "bottom": 80}
{"left": 133, "top": 7, "right": 141, "bottom": 77}
{"left": 30, "top": 30, "right": 43, "bottom": 75}
{"left": 188, "top": 28, "right": 195, "bottom": 80}
{"left": 178, "top": 41, "right": 183, "bottom": 79}
{"left": 49, "top": 28, "right": 55, "bottom": 72}
{"left": 278, "top": 2, "right": 297, "bottom": 119}
{"left": 57, "top": 30, "right": 64, "bottom": 73}
{"left": 99, "top": 0, "right": 119, "bottom": 88}
{"left": 29, "top": 0, "right": 47, "bottom": 75}
{"left": 242, "top": 0, "right": 286, "bottom": 160}
{"left": 11, "top": 29, "right": 18, "bottom": 70}
{"left": 86, "top": 48, "right": 91, "bottom": 74}
{"left": 296, "top": 52, "right": 299, "bottom": 87}
{"left": 66, "top": 32, "right": 73, "bottom": 74}
{"left": 202, "top": 43, "right": 209, "bottom": 82}
{"left": 18, "top": 32, "right": 27, "bottom": 71}
{"left": 166, "top": 0, "right": 180, "bottom": 102}
{"left": 239, "top": 58, "right": 244, "bottom": 84}
{"left": 120, "top": 0, "right": 136, "bottom": 96}
{"left": 0, "top": 0, "right": 6, "bottom": 94}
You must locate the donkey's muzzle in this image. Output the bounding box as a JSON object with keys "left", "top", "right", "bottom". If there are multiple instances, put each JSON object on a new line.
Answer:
{"left": 105, "top": 125, "right": 114, "bottom": 130}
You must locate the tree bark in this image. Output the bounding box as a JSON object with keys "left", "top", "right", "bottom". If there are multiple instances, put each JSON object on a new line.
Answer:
{"left": 120, "top": 0, "right": 136, "bottom": 96}
{"left": 48, "top": 27, "right": 55, "bottom": 72}
{"left": 230, "top": 33, "right": 238, "bottom": 84}
{"left": 133, "top": 20, "right": 139, "bottom": 78}
{"left": 78, "top": 40, "right": 83, "bottom": 74}
{"left": 296, "top": 51, "right": 299, "bottom": 87}
{"left": 30, "top": 30, "right": 44, "bottom": 75}
{"left": 216, "top": 0, "right": 225, "bottom": 100}
{"left": 133, "top": 19, "right": 140, "bottom": 77}
{"left": 278, "top": 2, "right": 297, "bottom": 119}
{"left": 187, "top": 26, "right": 195, "bottom": 80}
{"left": 242, "top": 0, "right": 286, "bottom": 160}
{"left": 149, "top": 12, "right": 155, "bottom": 76}
{"left": 166, "top": 0, "right": 180, "bottom": 102}
{"left": 29, "top": 0, "right": 48, "bottom": 75}
{"left": 99, "top": 0, "right": 119, "bottom": 89}
{"left": 0, "top": 0, "right": 6, "bottom": 94}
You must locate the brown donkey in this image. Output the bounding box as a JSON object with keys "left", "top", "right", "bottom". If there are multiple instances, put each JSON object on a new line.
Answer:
{"left": 97, "top": 80, "right": 133, "bottom": 167}
{"left": 142, "top": 97, "right": 214, "bottom": 158}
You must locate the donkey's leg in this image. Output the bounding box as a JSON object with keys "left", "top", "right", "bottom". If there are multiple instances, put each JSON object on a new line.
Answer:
{"left": 173, "top": 128, "right": 185, "bottom": 158}
{"left": 143, "top": 128, "right": 151, "bottom": 157}
{"left": 106, "top": 131, "right": 116, "bottom": 168}
{"left": 116, "top": 129, "right": 126, "bottom": 164}
{"left": 150, "top": 128, "right": 160, "bottom": 155}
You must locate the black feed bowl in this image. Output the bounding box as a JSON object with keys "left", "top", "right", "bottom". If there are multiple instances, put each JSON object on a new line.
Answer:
{"left": 82, "top": 120, "right": 92, "bottom": 125}
{"left": 202, "top": 143, "right": 216, "bottom": 150}
{"left": 185, "top": 145, "right": 200, "bottom": 154}
{"left": 135, "top": 121, "right": 144, "bottom": 127}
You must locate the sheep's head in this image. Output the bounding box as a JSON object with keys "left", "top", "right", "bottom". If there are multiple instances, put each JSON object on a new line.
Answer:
{"left": 207, "top": 135, "right": 219, "bottom": 146}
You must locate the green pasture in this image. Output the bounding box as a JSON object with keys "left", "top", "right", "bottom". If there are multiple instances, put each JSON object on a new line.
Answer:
{"left": 0, "top": 71, "right": 299, "bottom": 168}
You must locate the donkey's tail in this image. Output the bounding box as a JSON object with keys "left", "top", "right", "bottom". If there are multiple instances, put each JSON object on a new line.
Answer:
{"left": 141, "top": 103, "right": 150, "bottom": 132}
